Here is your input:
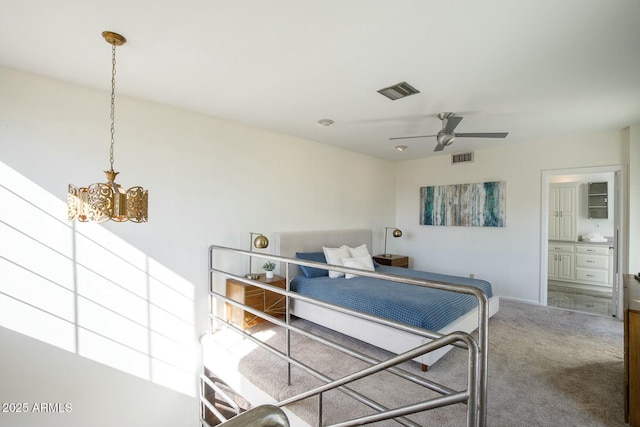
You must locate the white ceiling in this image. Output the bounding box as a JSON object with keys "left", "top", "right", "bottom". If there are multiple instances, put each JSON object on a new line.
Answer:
{"left": 1, "top": 0, "right": 639, "bottom": 161}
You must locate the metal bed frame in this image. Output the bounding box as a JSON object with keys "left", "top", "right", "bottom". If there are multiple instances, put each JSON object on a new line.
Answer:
{"left": 203, "top": 244, "right": 490, "bottom": 427}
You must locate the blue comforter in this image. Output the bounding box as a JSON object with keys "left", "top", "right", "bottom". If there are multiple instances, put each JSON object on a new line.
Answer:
{"left": 290, "top": 265, "right": 493, "bottom": 331}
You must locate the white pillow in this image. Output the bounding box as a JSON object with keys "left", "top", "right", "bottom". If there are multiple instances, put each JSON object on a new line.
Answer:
{"left": 342, "top": 255, "right": 375, "bottom": 279}
{"left": 348, "top": 244, "right": 370, "bottom": 258}
{"left": 323, "top": 245, "right": 351, "bottom": 278}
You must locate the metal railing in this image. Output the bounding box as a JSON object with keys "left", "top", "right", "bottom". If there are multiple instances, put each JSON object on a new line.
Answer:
{"left": 218, "top": 405, "right": 290, "bottom": 427}
{"left": 204, "top": 244, "right": 490, "bottom": 427}
{"left": 199, "top": 374, "right": 243, "bottom": 426}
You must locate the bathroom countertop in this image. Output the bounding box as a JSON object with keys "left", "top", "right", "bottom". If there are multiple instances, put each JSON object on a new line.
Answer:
{"left": 576, "top": 240, "right": 614, "bottom": 245}
{"left": 549, "top": 239, "right": 614, "bottom": 246}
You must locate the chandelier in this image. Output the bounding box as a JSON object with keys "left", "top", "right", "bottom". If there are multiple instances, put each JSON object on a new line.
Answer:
{"left": 68, "top": 31, "right": 148, "bottom": 223}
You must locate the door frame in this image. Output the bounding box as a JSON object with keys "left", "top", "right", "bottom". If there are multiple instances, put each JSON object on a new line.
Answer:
{"left": 540, "top": 165, "right": 628, "bottom": 318}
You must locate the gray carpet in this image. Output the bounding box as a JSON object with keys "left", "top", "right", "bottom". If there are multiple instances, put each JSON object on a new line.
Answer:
{"left": 238, "top": 300, "right": 625, "bottom": 426}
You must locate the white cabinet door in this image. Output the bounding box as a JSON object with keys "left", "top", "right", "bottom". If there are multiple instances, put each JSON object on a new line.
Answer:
{"left": 549, "top": 184, "right": 577, "bottom": 242}
{"left": 548, "top": 244, "right": 575, "bottom": 281}
{"left": 558, "top": 253, "right": 574, "bottom": 281}
{"left": 549, "top": 187, "right": 560, "bottom": 241}
{"left": 557, "top": 185, "right": 577, "bottom": 241}
{"left": 548, "top": 253, "right": 558, "bottom": 278}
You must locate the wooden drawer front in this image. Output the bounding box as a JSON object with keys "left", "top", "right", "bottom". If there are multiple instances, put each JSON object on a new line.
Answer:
{"left": 550, "top": 244, "right": 574, "bottom": 253}
{"left": 576, "top": 254, "right": 609, "bottom": 269}
{"left": 575, "top": 268, "right": 608, "bottom": 284}
{"left": 575, "top": 245, "right": 610, "bottom": 255}
{"left": 226, "top": 281, "right": 246, "bottom": 303}
{"left": 264, "top": 291, "right": 285, "bottom": 315}
{"left": 244, "top": 290, "right": 265, "bottom": 310}
{"left": 226, "top": 275, "right": 286, "bottom": 329}
{"left": 373, "top": 255, "right": 409, "bottom": 268}
{"left": 393, "top": 258, "right": 409, "bottom": 268}
{"left": 264, "top": 279, "right": 286, "bottom": 315}
{"left": 264, "top": 289, "right": 284, "bottom": 306}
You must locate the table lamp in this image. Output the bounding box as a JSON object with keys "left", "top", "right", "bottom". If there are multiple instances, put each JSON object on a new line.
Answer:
{"left": 246, "top": 232, "right": 269, "bottom": 279}
{"left": 383, "top": 227, "right": 402, "bottom": 257}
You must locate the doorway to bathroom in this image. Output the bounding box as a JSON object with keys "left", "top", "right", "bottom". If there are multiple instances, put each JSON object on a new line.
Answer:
{"left": 541, "top": 165, "right": 626, "bottom": 318}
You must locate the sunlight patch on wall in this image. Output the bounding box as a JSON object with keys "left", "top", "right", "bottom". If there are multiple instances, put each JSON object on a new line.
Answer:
{"left": 0, "top": 289, "right": 76, "bottom": 352}
{"left": 78, "top": 327, "right": 151, "bottom": 378}
{"left": 0, "top": 161, "right": 198, "bottom": 397}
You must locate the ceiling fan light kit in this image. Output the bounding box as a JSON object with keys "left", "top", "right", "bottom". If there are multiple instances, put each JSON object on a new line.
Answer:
{"left": 390, "top": 112, "right": 509, "bottom": 152}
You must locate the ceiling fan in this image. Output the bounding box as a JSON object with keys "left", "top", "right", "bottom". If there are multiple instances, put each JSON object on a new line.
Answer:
{"left": 390, "top": 112, "right": 509, "bottom": 152}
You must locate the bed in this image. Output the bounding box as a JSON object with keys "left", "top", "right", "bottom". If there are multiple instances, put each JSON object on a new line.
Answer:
{"left": 274, "top": 229, "right": 500, "bottom": 370}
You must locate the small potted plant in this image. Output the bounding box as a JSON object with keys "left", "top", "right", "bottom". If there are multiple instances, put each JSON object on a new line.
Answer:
{"left": 262, "top": 260, "right": 276, "bottom": 278}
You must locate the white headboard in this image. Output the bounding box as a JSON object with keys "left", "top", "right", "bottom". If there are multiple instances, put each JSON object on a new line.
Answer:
{"left": 274, "top": 229, "right": 373, "bottom": 278}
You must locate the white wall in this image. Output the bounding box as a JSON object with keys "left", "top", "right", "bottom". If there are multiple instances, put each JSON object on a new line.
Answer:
{"left": 0, "top": 67, "right": 395, "bottom": 426}
{"left": 0, "top": 325, "right": 196, "bottom": 427}
{"left": 394, "top": 130, "right": 628, "bottom": 304}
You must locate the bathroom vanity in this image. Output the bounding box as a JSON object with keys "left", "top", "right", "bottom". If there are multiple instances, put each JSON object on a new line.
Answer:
{"left": 548, "top": 241, "right": 614, "bottom": 290}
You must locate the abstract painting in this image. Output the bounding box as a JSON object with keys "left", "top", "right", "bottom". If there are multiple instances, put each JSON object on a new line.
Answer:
{"left": 420, "top": 181, "right": 506, "bottom": 227}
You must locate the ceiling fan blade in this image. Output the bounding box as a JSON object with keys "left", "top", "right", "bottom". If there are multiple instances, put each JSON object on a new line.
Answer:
{"left": 389, "top": 134, "right": 436, "bottom": 141}
{"left": 455, "top": 132, "right": 509, "bottom": 138}
{"left": 443, "top": 116, "right": 463, "bottom": 133}
{"left": 434, "top": 143, "right": 445, "bottom": 152}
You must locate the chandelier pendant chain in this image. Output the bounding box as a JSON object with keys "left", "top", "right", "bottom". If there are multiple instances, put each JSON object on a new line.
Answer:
{"left": 109, "top": 43, "right": 117, "bottom": 173}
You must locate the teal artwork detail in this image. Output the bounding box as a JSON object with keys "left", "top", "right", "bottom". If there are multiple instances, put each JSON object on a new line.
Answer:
{"left": 420, "top": 181, "right": 506, "bottom": 227}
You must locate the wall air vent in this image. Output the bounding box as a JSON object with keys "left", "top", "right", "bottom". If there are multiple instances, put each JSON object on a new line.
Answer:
{"left": 452, "top": 151, "right": 474, "bottom": 165}
{"left": 377, "top": 82, "right": 420, "bottom": 100}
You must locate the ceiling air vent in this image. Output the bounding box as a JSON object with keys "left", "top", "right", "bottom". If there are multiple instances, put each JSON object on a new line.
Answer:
{"left": 377, "top": 82, "right": 420, "bottom": 100}
{"left": 452, "top": 152, "right": 474, "bottom": 165}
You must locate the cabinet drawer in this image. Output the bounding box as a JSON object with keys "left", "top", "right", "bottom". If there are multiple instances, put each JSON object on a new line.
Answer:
{"left": 265, "top": 290, "right": 284, "bottom": 307}
{"left": 575, "top": 268, "right": 608, "bottom": 284}
{"left": 373, "top": 255, "right": 409, "bottom": 268}
{"left": 576, "top": 254, "right": 609, "bottom": 269}
{"left": 549, "top": 244, "right": 574, "bottom": 253}
{"left": 244, "top": 292, "right": 265, "bottom": 309}
{"left": 226, "top": 275, "right": 286, "bottom": 329}
{"left": 265, "top": 293, "right": 285, "bottom": 315}
{"left": 575, "top": 245, "right": 610, "bottom": 255}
